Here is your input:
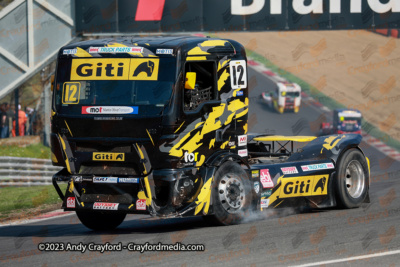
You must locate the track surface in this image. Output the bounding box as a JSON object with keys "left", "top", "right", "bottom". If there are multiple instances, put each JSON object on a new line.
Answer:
{"left": 1, "top": 67, "right": 399, "bottom": 266}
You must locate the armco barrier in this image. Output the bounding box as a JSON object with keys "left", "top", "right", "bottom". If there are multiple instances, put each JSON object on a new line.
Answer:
{"left": 0, "top": 157, "right": 62, "bottom": 187}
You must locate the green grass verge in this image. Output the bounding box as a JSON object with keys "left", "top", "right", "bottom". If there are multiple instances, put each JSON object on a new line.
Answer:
{"left": 0, "top": 184, "right": 67, "bottom": 220}
{"left": 245, "top": 49, "right": 400, "bottom": 152}
{"left": 0, "top": 143, "right": 51, "bottom": 159}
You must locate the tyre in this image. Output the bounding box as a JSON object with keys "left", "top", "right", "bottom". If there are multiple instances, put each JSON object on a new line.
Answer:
{"left": 209, "top": 161, "right": 253, "bottom": 225}
{"left": 334, "top": 148, "right": 369, "bottom": 208}
{"left": 76, "top": 211, "right": 126, "bottom": 231}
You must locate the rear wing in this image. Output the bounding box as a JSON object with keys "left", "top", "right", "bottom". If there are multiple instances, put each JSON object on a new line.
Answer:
{"left": 248, "top": 135, "right": 316, "bottom": 157}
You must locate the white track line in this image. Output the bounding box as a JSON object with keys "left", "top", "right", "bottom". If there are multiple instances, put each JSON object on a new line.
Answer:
{"left": 291, "top": 249, "right": 400, "bottom": 267}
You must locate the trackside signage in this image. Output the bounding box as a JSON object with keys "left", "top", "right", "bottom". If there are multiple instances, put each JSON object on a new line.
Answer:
{"left": 76, "top": 0, "right": 400, "bottom": 33}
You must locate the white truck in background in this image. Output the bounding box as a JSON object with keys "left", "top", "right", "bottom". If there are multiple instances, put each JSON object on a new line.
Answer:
{"left": 262, "top": 82, "right": 301, "bottom": 113}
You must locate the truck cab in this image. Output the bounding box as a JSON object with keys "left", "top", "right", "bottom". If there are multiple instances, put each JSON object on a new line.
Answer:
{"left": 333, "top": 109, "right": 362, "bottom": 134}
{"left": 51, "top": 36, "right": 249, "bottom": 228}
{"left": 320, "top": 109, "right": 362, "bottom": 136}
{"left": 262, "top": 82, "right": 301, "bottom": 113}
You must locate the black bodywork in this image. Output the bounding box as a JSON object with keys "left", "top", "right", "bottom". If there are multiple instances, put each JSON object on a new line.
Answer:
{"left": 51, "top": 36, "right": 368, "bottom": 218}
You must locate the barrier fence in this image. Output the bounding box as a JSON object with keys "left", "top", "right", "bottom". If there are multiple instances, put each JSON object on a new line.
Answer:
{"left": 0, "top": 156, "right": 62, "bottom": 186}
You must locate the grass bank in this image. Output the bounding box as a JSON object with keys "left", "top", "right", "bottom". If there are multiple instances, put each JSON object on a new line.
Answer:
{"left": 0, "top": 183, "right": 67, "bottom": 222}
{"left": 0, "top": 143, "right": 51, "bottom": 159}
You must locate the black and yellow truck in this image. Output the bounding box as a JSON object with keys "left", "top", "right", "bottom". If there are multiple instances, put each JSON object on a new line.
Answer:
{"left": 51, "top": 36, "right": 370, "bottom": 230}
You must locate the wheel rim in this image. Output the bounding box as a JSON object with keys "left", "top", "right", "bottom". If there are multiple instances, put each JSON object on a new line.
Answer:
{"left": 218, "top": 174, "right": 245, "bottom": 214}
{"left": 344, "top": 160, "right": 365, "bottom": 198}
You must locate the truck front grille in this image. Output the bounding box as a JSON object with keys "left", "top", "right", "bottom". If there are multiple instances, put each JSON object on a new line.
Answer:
{"left": 79, "top": 162, "right": 137, "bottom": 176}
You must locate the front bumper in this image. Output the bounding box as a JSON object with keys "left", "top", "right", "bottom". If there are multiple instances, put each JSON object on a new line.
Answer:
{"left": 52, "top": 167, "right": 203, "bottom": 216}
{"left": 53, "top": 168, "right": 150, "bottom": 214}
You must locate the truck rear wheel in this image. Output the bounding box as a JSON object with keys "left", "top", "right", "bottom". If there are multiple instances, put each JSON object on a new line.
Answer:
{"left": 335, "top": 149, "right": 369, "bottom": 208}
{"left": 76, "top": 211, "right": 126, "bottom": 231}
{"left": 209, "top": 161, "right": 252, "bottom": 225}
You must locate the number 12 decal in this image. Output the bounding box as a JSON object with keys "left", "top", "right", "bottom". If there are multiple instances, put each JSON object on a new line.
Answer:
{"left": 62, "top": 82, "right": 81, "bottom": 104}
{"left": 230, "top": 60, "right": 247, "bottom": 90}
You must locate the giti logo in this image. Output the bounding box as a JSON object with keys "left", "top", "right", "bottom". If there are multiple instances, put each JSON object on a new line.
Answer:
{"left": 70, "top": 58, "right": 159, "bottom": 81}
{"left": 133, "top": 61, "right": 154, "bottom": 77}
{"left": 93, "top": 153, "right": 125, "bottom": 161}
{"left": 279, "top": 175, "right": 329, "bottom": 198}
{"left": 184, "top": 151, "right": 198, "bottom": 163}
{"left": 130, "top": 58, "right": 159, "bottom": 80}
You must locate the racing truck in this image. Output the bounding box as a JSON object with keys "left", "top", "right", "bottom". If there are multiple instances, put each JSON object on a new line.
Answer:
{"left": 261, "top": 82, "right": 301, "bottom": 113}
{"left": 51, "top": 37, "right": 370, "bottom": 230}
{"left": 319, "top": 109, "right": 362, "bottom": 136}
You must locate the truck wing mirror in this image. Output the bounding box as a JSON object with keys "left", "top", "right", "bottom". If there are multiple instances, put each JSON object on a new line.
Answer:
{"left": 185, "top": 72, "right": 196, "bottom": 90}
{"left": 51, "top": 74, "right": 55, "bottom": 91}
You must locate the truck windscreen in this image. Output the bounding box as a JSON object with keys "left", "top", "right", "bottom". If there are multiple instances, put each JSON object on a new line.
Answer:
{"left": 54, "top": 57, "right": 176, "bottom": 116}
{"left": 282, "top": 92, "right": 300, "bottom": 97}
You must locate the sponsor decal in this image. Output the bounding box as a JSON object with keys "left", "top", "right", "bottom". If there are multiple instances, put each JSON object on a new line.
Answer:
{"left": 261, "top": 199, "right": 269, "bottom": 208}
{"left": 67, "top": 197, "right": 75, "bottom": 208}
{"left": 238, "top": 135, "right": 247, "bottom": 146}
{"left": 301, "top": 163, "right": 334, "bottom": 172}
{"left": 236, "top": 90, "right": 244, "bottom": 96}
{"left": 89, "top": 47, "right": 98, "bottom": 53}
{"left": 93, "top": 177, "right": 139, "bottom": 183}
{"left": 254, "top": 181, "right": 260, "bottom": 194}
{"left": 136, "top": 199, "right": 146, "bottom": 210}
{"left": 338, "top": 111, "right": 362, "bottom": 118}
{"left": 73, "top": 176, "right": 82, "bottom": 183}
{"left": 260, "top": 169, "right": 274, "bottom": 188}
{"left": 82, "top": 106, "right": 138, "bottom": 115}
{"left": 261, "top": 190, "right": 272, "bottom": 198}
{"left": 232, "top": 0, "right": 400, "bottom": 15}
{"left": 63, "top": 49, "right": 77, "bottom": 55}
{"left": 230, "top": 60, "right": 247, "bottom": 89}
{"left": 93, "top": 177, "right": 118, "bottom": 183}
{"left": 156, "top": 48, "right": 173, "bottom": 54}
{"left": 238, "top": 149, "right": 248, "bottom": 157}
{"left": 94, "top": 117, "right": 123, "bottom": 121}
{"left": 281, "top": 166, "right": 299, "bottom": 175}
{"left": 62, "top": 82, "right": 81, "bottom": 104}
{"left": 93, "top": 152, "right": 125, "bottom": 161}
{"left": 89, "top": 46, "right": 144, "bottom": 54}
{"left": 184, "top": 151, "right": 199, "bottom": 163}
{"left": 118, "top": 178, "right": 139, "bottom": 183}
{"left": 70, "top": 58, "right": 159, "bottom": 81}
{"left": 251, "top": 170, "right": 259, "bottom": 178}
{"left": 228, "top": 141, "right": 235, "bottom": 146}
{"left": 279, "top": 175, "right": 329, "bottom": 198}
{"left": 93, "top": 202, "right": 119, "bottom": 210}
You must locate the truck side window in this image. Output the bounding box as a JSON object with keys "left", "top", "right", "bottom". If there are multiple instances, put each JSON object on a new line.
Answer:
{"left": 184, "top": 61, "right": 216, "bottom": 111}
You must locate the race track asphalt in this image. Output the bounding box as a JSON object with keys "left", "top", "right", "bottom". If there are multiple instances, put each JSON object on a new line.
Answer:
{"left": 0, "top": 67, "right": 399, "bottom": 266}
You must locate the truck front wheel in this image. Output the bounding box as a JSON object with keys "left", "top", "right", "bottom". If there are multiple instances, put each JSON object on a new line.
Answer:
{"left": 76, "top": 211, "right": 126, "bottom": 231}
{"left": 209, "top": 161, "right": 252, "bottom": 225}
